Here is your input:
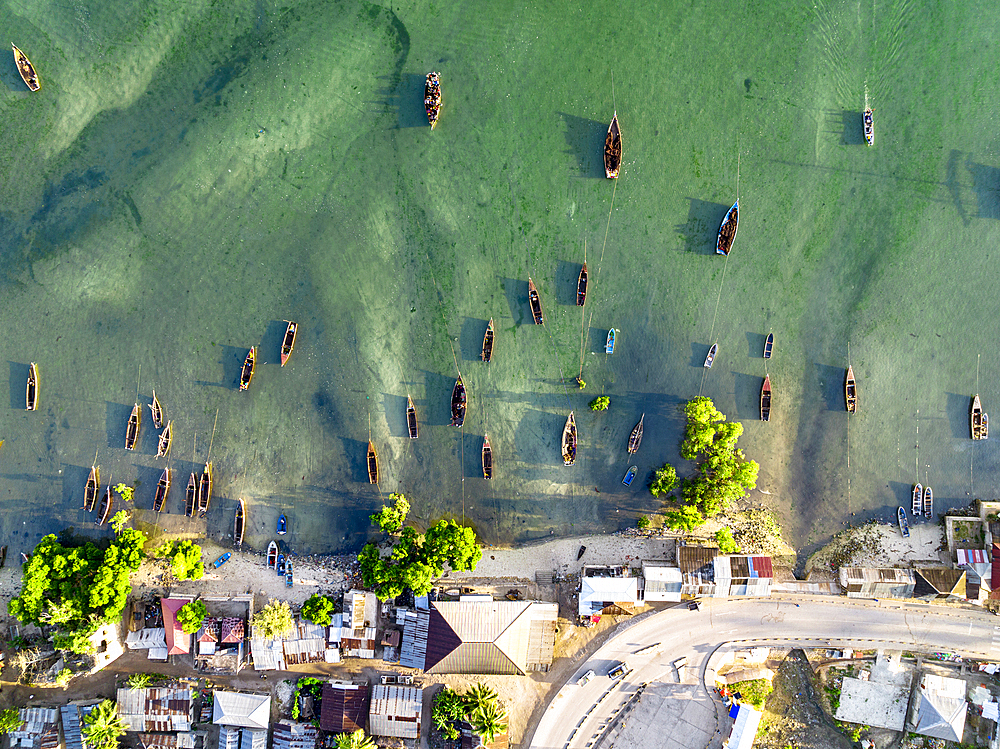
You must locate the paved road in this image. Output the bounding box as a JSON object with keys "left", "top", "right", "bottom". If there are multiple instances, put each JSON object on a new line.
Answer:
{"left": 528, "top": 596, "right": 1000, "bottom": 749}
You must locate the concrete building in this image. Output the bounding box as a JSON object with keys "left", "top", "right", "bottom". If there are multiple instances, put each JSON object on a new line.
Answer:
{"left": 369, "top": 684, "right": 423, "bottom": 740}
{"left": 160, "top": 598, "right": 194, "bottom": 656}
{"left": 640, "top": 561, "right": 682, "bottom": 603}
{"left": 911, "top": 673, "right": 968, "bottom": 742}
{"left": 839, "top": 568, "right": 916, "bottom": 599}
{"left": 579, "top": 566, "right": 639, "bottom": 618}
{"left": 835, "top": 651, "right": 912, "bottom": 730}
{"left": 271, "top": 721, "right": 319, "bottom": 749}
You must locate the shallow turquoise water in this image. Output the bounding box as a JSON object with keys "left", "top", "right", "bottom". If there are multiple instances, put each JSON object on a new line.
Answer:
{"left": 1, "top": 0, "right": 999, "bottom": 560}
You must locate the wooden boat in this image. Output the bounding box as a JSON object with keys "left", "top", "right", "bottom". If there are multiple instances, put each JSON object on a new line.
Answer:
{"left": 923, "top": 485, "right": 933, "bottom": 519}
{"left": 152, "top": 469, "right": 170, "bottom": 513}
{"left": 898, "top": 506, "right": 910, "bottom": 538}
{"left": 125, "top": 403, "right": 141, "bottom": 450}
{"left": 763, "top": 333, "right": 773, "bottom": 359}
{"left": 911, "top": 483, "right": 922, "bottom": 516}
{"left": 96, "top": 481, "right": 113, "bottom": 526}
{"left": 760, "top": 375, "right": 772, "bottom": 422}
{"left": 716, "top": 201, "right": 739, "bottom": 256}
{"left": 606, "top": 329, "right": 616, "bottom": 354}
{"left": 450, "top": 375, "right": 467, "bottom": 427}
{"left": 25, "top": 362, "right": 38, "bottom": 411}
{"left": 984, "top": 413, "right": 990, "bottom": 440}
{"left": 481, "top": 318, "right": 494, "bottom": 363}
{"left": 622, "top": 465, "right": 637, "bottom": 487}
{"left": 577, "top": 545, "right": 587, "bottom": 560}
{"left": 627, "top": 414, "right": 644, "bottom": 454}
{"left": 577, "top": 263, "right": 588, "bottom": 306}
{"left": 604, "top": 112, "right": 622, "bottom": 179}
{"left": 239, "top": 347, "right": 256, "bottom": 391}
{"left": 234, "top": 498, "right": 246, "bottom": 548}
{"left": 156, "top": 421, "right": 173, "bottom": 458}
{"left": 280, "top": 321, "right": 297, "bottom": 366}
{"left": 863, "top": 109, "right": 874, "bottom": 146}
{"left": 277, "top": 514, "right": 287, "bottom": 535}
{"left": 276, "top": 554, "right": 285, "bottom": 574}
{"left": 972, "top": 395, "right": 986, "bottom": 440}
{"left": 0, "top": 546, "right": 7, "bottom": 569}
{"left": 213, "top": 552, "right": 232, "bottom": 569}
{"left": 12, "top": 44, "right": 39, "bottom": 92}
{"left": 149, "top": 390, "right": 164, "bottom": 429}
{"left": 406, "top": 396, "right": 419, "bottom": 439}
{"left": 198, "top": 462, "right": 213, "bottom": 517}
{"left": 425, "top": 72, "right": 442, "bottom": 129}
{"left": 704, "top": 343, "right": 718, "bottom": 368}
{"left": 367, "top": 441, "right": 380, "bottom": 484}
{"left": 84, "top": 464, "right": 100, "bottom": 511}
{"left": 482, "top": 434, "right": 493, "bottom": 480}
{"left": 285, "top": 558, "right": 293, "bottom": 587}
{"left": 845, "top": 366, "right": 858, "bottom": 414}
{"left": 267, "top": 541, "right": 278, "bottom": 568}
{"left": 185, "top": 473, "right": 197, "bottom": 517}
{"left": 561, "top": 412, "right": 577, "bottom": 466}
{"left": 20, "top": 553, "right": 29, "bottom": 565}
{"left": 528, "top": 278, "right": 545, "bottom": 325}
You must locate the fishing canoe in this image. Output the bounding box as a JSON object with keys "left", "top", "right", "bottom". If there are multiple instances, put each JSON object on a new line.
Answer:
{"left": 185, "top": 473, "right": 197, "bottom": 517}
{"left": 627, "top": 414, "right": 644, "bottom": 454}
{"left": 577, "top": 263, "right": 588, "bottom": 306}
{"left": 923, "top": 485, "right": 933, "bottom": 518}
{"left": 0, "top": 546, "right": 7, "bottom": 569}
{"left": 277, "top": 513, "right": 287, "bottom": 535}
{"left": 425, "top": 72, "right": 442, "bottom": 129}
{"left": 156, "top": 420, "right": 172, "bottom": 458}
{"left": 450, "top": 375, "right": 467, "bottom": 427}
{"left": 911, "top": 483, "right": 923, "bottom": 516}
{"left": 125, "top": 403, "right": 141, "bottom": 450}
{"left": 239, "top": 347, "right": 256, "bottom": 391}
{"left": 760, "top": 375, "right": 771, "bottom": 422}
{"left": 234, "top": 498, "right": 246, "bottom": 548}
{"left": 149, "top": 390, "right": 164, "bottom": 429}
{"left": 276, "top": 554, "right": 285, "bottom": 574}
{"left": 285, "top": 558, "right": 293, "bottom": 587}
{"left": 198, "top": 462, "right": 213, "bottom": 517}
{"left": 606, "top": 328, "right": 616, "bottom": 354}
{"left": 20, "top": 553, "right": 29, "bottom": 564}
{"left": 152, "top": 468, "right": 170, "bottom": 513}
{"left": 845, "top": 366, "right": 858, "bottom": 414}
{"left": 763, "top": 333, "right": 773, "bottom": 359}
{"left": 898, "top": 506, "right": 910, "bottom": 538}
{"left": 12, "top": 44, "right": 39, "bottom": 92}
{"left": 84, "top": 464, "right": 100, "bottom": 511}
{"left": 863, "top": 109, "right": 874, "bottom": 147}
{"left": 481, "top": 318, "right": 495, "bottom": 363}
{"left": 96, "top": 481, "right": 113, "bottom": 526}
{"left": 406, "top": 396, "right": 419, "bottom": 439}
{"left": 704, "top": 343, "right": 718, "bottom": 368}
{"left": 213, "top": 552, "right": 232, "bottom": 569}
{"left": 622, "top": 465, "right": 637, "bottom": 487}
{"left": 266, "top": 541, "right": 278, "bottom": 568}
{"left": 25, "top": 362, "right": 38, "bottom": 411}
{"left": 985, "top": 413, "right": 990, "bottom": 440}
{"left": 561, "top": 412, "right": 577, "bottom": 466}
{"left": 367, "top": 441, "right": 380, "bottom": 484}
{"left": 280, "top": 321, "right": 297, "bottom": 366}
{"left": 528, "top": 278, "right": 545, "bottom": 325}
{"left": 716, "top": 200, "right": 739, "bottom": 256}
{"left": 972, "top": 395, "right": 987, "bottom": 440}
{"left": 482, "top": 434, "right": 493, "bottom": 480}
{"left": 604, "top": 112, "right": 622, "bottom": 179}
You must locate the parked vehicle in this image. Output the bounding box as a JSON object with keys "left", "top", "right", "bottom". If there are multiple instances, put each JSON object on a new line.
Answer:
{"left": 608, "top": 661, "right": 632, "bottom": 680}
{"left": 578, "top": 669, "right": 596, "bottom": 686}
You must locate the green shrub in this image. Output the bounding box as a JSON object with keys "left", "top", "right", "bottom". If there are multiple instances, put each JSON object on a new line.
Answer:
{"left": 589, "top": 396, "right": 610, "bottom": 412}
{"left": 637, "top": 516, "right": 651, "bottom": 530}
{"left": 715, "top": 527, "right": 740, "bottom": 554}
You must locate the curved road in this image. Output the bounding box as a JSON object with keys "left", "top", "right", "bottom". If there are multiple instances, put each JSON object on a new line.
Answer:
{"left": 528, "top": 596, "right": 1000, "bottom": 749}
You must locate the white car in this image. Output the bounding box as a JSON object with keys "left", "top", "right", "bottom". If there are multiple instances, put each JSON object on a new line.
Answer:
{"left": 578, "top": 669, "right": 596, "bottom": 686}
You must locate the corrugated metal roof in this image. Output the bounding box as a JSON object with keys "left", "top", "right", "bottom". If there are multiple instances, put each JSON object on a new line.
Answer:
{"left": 319, "top": 683, "right": 369, "bottom": 733}
{"left": 678, "top": 546, "right": 719, "bottom": 574}
{"left": 138, "top": 733, "right": 196, "bottom": 749}
{"left": 116, "top": 688, "right": 192, "bottom": 732}
{"left": 369, "top": 685, "right": 422, "bottom": 739}
{"left": 61, "top": 705, "right": 84, "bottom": 749}
{"left": 271, "top": 721, "right": 319, "bottom": 749}
{"left": 992, "top": 544, "right": 1000, "bottom": 600}
{"left": 250, "top": 638, "right": 285, "bottom": 671}
{"left": 959, "top": 549, "right": 989, "bottom": 565}
{"left": 212, "top": 691, "right": 270, "bottom": 730}
{"left": 399, "top": 611, "right": 429, "bottom": 670}
{"left": 915, "top": 568, "right": 966, "bottom": 598}
{"left": 10, "top": 708, "right": 59, "bottom": 749}
{"left": 198, "top": 619, "right": 220, "bottom": 643}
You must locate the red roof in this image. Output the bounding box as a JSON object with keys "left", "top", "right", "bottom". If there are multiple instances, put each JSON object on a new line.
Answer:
{"left": 750, "top": 557, "right": 773, "bottom": 579}
{"left": 991, "top": 545, "right": 1000, "bottom": 600}
{"left": 220, "top": 618, "right": 244, "bottom": 643}
{"left": 161, "top": 598, "right": 192, "bottom": 655}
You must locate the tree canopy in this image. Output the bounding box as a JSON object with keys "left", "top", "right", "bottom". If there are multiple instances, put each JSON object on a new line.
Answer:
{"left": 0, "top": 708, "right": 23, "bottom": 734}
{"left": 300, "top": 594, "right": 336, "bottom": 625}
{"left": 370, "top": 493, "right": 410, "bottom": 534}
{"left": 330, "top": 730, "right": 376, "bottom": 749}
{"left": 153, "top": 540, "right": 204, "bottom": 581}
{"left": 252, "top": 600, "right": 294, "bottom": 639}
{"left": 176, "top": 600, "right": 208, "bottom": 634}
{"left": 82, "top": 700, "right": 127, "bottom": 749}
{"left": 649, "top": 464, "right": 678, "bottom": 498}
{"left": 432, "top": 684, "right": 506, "bottom": 743}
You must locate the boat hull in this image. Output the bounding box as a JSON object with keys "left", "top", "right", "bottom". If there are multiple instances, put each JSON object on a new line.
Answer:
{"left": 425, "top": 72, "right": 441, "bottom": 128}
{"left": 240, "top": 347, "right": 256, "bottom": 391}
{"left": 561, "top": 412, "right": 577, "bottom": 466}
{"left": 760, "top": 376, "right": 771, "bottom": 422}
{"left": 605, "top": 329, "right": 615, "bottom": 354}
{"left": 125, "top": 403, "right": 141, "bottom": 450}
{"left": 528, "top": 278, "right": 545, "bottom": 324}
{"left": 26, "top": 362, "right": 38, "bottom": 411}
{"left": 604, "top": 114, "right": 621, "bottom": 179}
{"left": 450, "top": 376, "right": 467, "bottom": 427}
{"left": 367, "top": 442, "right": 380, "bottom": 484}
{"left": 716, "top": 201, "right": 739, "bottom": 256}
{"left": 280, "top": 321, "right": 297, "bottom": 366}
{"left": 763, "top": 333, "right": 773, "bottom": 359}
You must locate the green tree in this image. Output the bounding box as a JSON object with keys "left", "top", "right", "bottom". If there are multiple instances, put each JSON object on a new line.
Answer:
{"left": 715, "top": 527, "right": 740, "bottom": 554}
{"left": 53, "top": 629, "right": 96, "bottom": 655}
{"left": 0, "top": 708, "right": 23, "bottom": 734}
{"left": 252, "top": 600, "right": 294, "bottom": 639}
{"left": 82, "top": 700, "right": 127, "bottom": 749}
{"left": 650, "top": 464, "right": 678, "bottom": 498}
{"left": 637, "top": 515, "right": 651, "bottom": 530}
{"left": 110, "top": 511, "right": 130, "bottom": 534}
{"left": 681, "top": 397, "right": 727, "bottom": 460}
{"left": 301, "top": 594, "right": 336, "bottom": 625}
{"left": 589, "top": 396, "right": 610, "bottom": 411}
{"left": 114, "top": 484, "right": 134, "bottom": 504}
{"left": 432, "top": 688, "right": 465, "bottom": 739}
{"left": 469, "top": 701, "right": 508, "bottom": 745}
{"left": 664, "top": 505, "right": 705, "bottom": 532}
{"left": 330, "top": 730, "right": 376, "bottom": 749}
{"left": 176, "top": 600, "right": 207, "bottom": 634}
{"left": 424, "top": 519, "right": 483, "bottom": 573}
{"left": 157, "top": 541, "right": 204, "bottom": 581}
{"left": 461, "top": 683, "right": 499, "bottom": 714}
{"left": 127, "top": 673, "right": 154, "bottom": 689}
{"left": 370, "top": 493, "right": 410, "bottom": 534}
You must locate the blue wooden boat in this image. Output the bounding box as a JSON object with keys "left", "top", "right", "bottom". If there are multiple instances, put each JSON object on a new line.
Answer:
{"left": 277, "top": 514, "right": 287, "bottom": 535}
{"left": 716, "top": 200, "right": 739, "bottom": 256}
{"left": 276, "top": 553, "right": 285, "bottom": 574}
{"left": 622, "top": 465, "right": 637, "bottom": 487}
{"left": 897, "top": 507, "right": 910, "bottom": 538}
{"left": 605, "top": 329, "right": 615, "bottom": 354}
{"left": 285, "top": 558, "right": 293, "bottom": 587}
{"left": 213, "top": 552, "right": 232, "bottom": 569}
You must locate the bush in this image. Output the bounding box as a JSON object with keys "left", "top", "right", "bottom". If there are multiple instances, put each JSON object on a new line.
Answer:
{"left": 114, "top": 484, "right": 134, "bottom": 504}
{"left": 715, "top": 527, "right": 740, "bottom": 554}
{"left": 589, "top": 396, "right": 610, "bottom": 412}
{"left": 637, "top": 515, "right": 651, "bottom": 530}
{"left": 176, "top": 601, "right": 208, "bottom": 634}
{"left": 728, "top": 678, "right": 773, "bottom": 710}
{"left": 0, "top": 707, "right": 23, "bottom": 734}
{"left": 664, "top": 506, "right": 705, "bottom": 532}
{"left": 370, "top": 494, "right": 410, "bottom": 534}
{"left": 650, "top": 464, "right": 678, "bottom": 497}
{"left": 301, "top": 595, "right": 336, "bottom": 625}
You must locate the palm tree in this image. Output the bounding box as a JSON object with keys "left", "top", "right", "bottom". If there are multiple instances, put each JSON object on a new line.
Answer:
{"left": 82, "top": 700, "right": 127, "bottom": 749}
{"left": 469, "top": 700, "right": 508, "bottom": 746}
{"left": 331, "top": 730, "right": 376, "bottom": 749}
{"left": 462, "top": 682, "right": 499, "bottom": 714}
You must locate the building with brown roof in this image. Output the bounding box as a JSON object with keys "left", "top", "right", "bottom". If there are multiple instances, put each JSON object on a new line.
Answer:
{"left": 914, "top": 567, "right": 966, "bottom": 602}
{"left": 8, "top": 708, "right": 59, "bottom": 749}
{"left": 116, "top": 687, "right": 193, "bottom": 732}
{"left": 319, "top": 682, "right": 370, "bottom": 734}
{"left": 677, "top": 545, "right": 719, "bottom": 598}
{"left": 369, "top": 684, "right": 422, "bottom": 740}
{"left": 839, "top": 568, "right": 916, "bottom": 599}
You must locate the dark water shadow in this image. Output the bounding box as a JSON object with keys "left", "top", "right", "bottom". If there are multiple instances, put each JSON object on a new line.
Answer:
{"left": 887, "top": 481, "right": 917, "bottom": 513}
{"left": 460, "top": 317, "right": 489, "bottom": 361}
{"left": 8, "top": 361, "right": 28, "bottom": 409}
{"left": 382, "top": 393, "right": 409, "bottom": 438}
{"left": 419, "top": 370, "right": 455, "bottom": 427}
{"left": 945, "top": 392, "right": 973, "bottom": 439}
{"left": 220, "top": 345, "right": 248, "bottom": 389}
{"left": 557, "top": 112, "right": 607, "bottom": 179}
{"left": 513, "top": 409, "right": 564, "bottom": 467}
{"left": 946, "top": 150, "right": 970, "bottom": 226}
{"left": 590, "top": 326, "right": 612, "bottom": 354}
{"left": 105, "top": 402, "right": 132, "bottom": 449}
{"left": 814, "top": 363, "right": 845, "bottom": 412}
{"left": 690, "top": 342, "right": 714, "bottom": 369}
{"left": 966, "top": 158, "right": 1000, "bottom": 219}
{"left": 62, "top": 463, "right": 90, "bottom": 512}
{"left": 341, "top": 437, "right": 369, "bottom": 484}
{"left": 840, "top": 110, "right": 865, "bottom": 146}
{"left": 377, "top": 72, "right": 427, "bottom": 129}
{"left": 745, "top": 331, "right": 768, "bottom": 359}
{"left": 2, "top": 53, "right": 29, "bottom": 92}
{"left": 134, "top": 464, "right": 164, "bottom": 511}
{"left": 676, "top": 199, "right": 727, "bottom": 254}
{"left": 500, "top": 277, "right": 527, "bottom": 325}
{"left": 262, "top": 320, "right": 289, "bottom": 366}
{"left": 464, "top": 433, "right": 487, "bottom": 479}
{"left": 313, "top": 387, "right": 344, "bottom": 435}
{"left": 733, "top": 372, "right": 761, "bottom": 421}
{"left": 556, "top": 260, "right": 584, "bottom": 306}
